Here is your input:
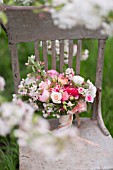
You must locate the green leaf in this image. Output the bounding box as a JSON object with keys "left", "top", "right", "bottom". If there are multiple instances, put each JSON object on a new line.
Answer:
{"left": 0, "top": 12, "right": 8, "bottom": 25}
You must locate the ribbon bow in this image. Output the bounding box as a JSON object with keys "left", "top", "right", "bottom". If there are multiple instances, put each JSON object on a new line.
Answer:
{"left": 58, "top": 100, "right": 87, "bottom": 129}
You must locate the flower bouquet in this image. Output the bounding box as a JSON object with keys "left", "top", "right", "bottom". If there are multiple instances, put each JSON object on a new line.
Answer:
{"left": 14, "top": 55, "right": 96, "bottom": 129}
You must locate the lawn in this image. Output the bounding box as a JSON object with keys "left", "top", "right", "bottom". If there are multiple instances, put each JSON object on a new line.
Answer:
{"left": 0, "top": 28, "right": 113, "bottom": 169}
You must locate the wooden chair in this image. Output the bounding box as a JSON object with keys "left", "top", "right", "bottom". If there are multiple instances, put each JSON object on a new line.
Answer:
{"left": 1, "top": 5, "right": 113, "bottom": 170}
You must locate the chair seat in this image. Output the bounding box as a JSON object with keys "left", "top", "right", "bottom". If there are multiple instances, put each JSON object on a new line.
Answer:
{"left": 19, "top": 118, "right": 113, "bottom": 170}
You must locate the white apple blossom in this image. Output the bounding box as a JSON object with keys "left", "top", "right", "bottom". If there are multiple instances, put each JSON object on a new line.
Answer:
{"left": 0, "top": 0, "right": 3, "bottom": 3}
{"left": 0, "top": 99, "right": 34, "bottom": 136}
{"left": 50, "top": 0, "right": 113, "bottom": 36}
{"left": 64, "top": 59, "right": 68, "bottom": 64}
{"left": 72, "top": 75, "right": 84, "bottom": 85}
{"left": 0, "top": 76, "right": 5, "bottom": 91}
{"left": 25, "top": 76, "right": 36, "bottom": 85}
{"left": 81, "top": 49, "right": 89, "bottom": 61}
{"left": 65, "top": 68, "right": 74, "bottom": 75}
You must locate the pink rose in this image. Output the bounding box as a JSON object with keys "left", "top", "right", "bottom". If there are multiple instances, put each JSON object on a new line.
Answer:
{"left": 62, "top": 91, "right": 69, "bottom": 102}
{"left": 39, "top": 90, "right": 50, "bottom": 102}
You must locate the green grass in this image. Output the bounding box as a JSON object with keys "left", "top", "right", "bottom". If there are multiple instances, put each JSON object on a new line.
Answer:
{"left": 0, "top": 29, "right": 113, "bottom": 169}
{"left": 0, "top": 136, "right": 19, "bottom": 170}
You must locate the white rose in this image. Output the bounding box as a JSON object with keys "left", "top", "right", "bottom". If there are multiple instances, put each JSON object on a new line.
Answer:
{"left": 51, "top": 92, "right": 62, "bottom": 104}
{"left": 87, "top": 80, "right": 96, "bottom": 98}
{"left": 72, "top": 76, "right": 84, "bottom": 85}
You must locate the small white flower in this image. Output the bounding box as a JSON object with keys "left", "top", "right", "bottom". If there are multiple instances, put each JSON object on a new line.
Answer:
{"left": 43, "top": 113, "right": 48, "bottom": 118}
{"left": 56, "top": 114, "right": 60, "bottom": 118}
{"left": 51, "top": 92, "right": 62, "bottom": 104}
{"left": 67, "top": 101, "right": 74, "bottom": 107}
{"left": 72, "top": 76, "right": 84, "bottom": 85}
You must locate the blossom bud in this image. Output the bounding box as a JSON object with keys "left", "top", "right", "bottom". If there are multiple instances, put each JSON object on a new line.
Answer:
{"left": 70, "top": 96, "right": 74, "bottom": 100}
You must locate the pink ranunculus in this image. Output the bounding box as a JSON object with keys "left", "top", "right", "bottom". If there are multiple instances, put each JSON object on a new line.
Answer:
{"left": 58, "top": 75, "right": 68, "bottom": 85}
{"left": 39, "top": 90, "right": 50, "bottom": 102}
{"left": 62, "top": 91, "right": 69, "bottom": 102}
{"left": 47, "top": 70, "right": 59, "bottom": 77}
{"left": 64, "top": 87, "right": 79, "bottom": 97}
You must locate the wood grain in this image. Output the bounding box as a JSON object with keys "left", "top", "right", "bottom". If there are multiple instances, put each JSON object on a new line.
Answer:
{"left": 76, "top": 40, "right": 82, "bottom": 75}
{"left": 3, "top": 7, "right": 107, "bottom": 44}
{"left": 59, "top": 40, "right": 64, "bottom": 73}
{"left": 68, "top": 40, "right": 73, "bottom": 68}
{"left": 51, "top": 40, "right": 56, "bottom": 70}
{"left": 34, "top": 41, "right": 39, "bottom": 61}
{"left": 9, "top": 43, "right": 20, "bottom": 93}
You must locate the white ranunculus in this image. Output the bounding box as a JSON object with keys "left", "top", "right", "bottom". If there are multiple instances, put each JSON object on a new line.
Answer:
{"left": 72, "top": 75, "right": 84, "bottom": 85}
{"left": 51, "top": 92, "right": 62, "bottom": 103}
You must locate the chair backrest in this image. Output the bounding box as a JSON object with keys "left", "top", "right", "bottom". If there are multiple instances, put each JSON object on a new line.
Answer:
{"left": 2, "top": 5, "right": 107, "bottom": 120}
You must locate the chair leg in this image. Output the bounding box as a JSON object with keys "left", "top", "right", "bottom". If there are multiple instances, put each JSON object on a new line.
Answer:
{"left": 92, "top": 89, "right": 110, "bottom": 136}
{"left": 97, "top": 109, "right": 110, "bottom": 136}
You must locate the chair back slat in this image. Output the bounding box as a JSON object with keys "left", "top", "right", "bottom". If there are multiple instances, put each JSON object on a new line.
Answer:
{"left": 5, "top": 9, "right": 107, "bottom": 44}
{"left": 42, "top": 41, "right": 48, "bottom": 71}
{"left": 59, "top": 40, "right": 64, "bottom": 73}
{"left": 76, "top": 40, "right": 82, "bottom": 75}
{"left": 92, "top": 39, "right": 106, "bottom": 119}
{"left": 51, "top": 40, "right": 56, "bottom": 70}
{"left": 34, "top": 41, "right": 39, "bottom": 61}
{"left": 68, "top": 40, "right": 73, "bottom": 68}
{"left": 9, "top": 44, "right": 20, "bottom": 93}
{"left": 95, "top": 39, "right": 106, "bottom": 88}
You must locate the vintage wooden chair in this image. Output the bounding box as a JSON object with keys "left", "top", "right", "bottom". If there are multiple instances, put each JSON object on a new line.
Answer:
{"left": 1, "top": 5, "right": 113, "bottom": 170}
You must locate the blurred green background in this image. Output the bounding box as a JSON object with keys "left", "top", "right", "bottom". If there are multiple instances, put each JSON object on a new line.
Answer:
{"left": 0, "top": 28, "right": 113, "bottom": 170}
